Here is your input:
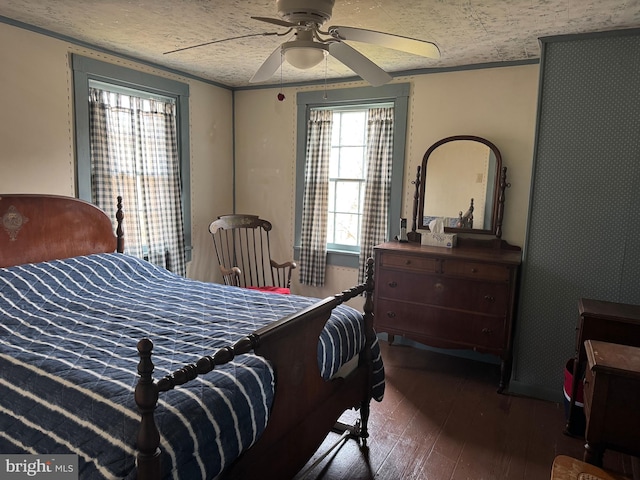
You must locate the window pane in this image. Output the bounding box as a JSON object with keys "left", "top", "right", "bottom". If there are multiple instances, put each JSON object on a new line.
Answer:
{"left": 334, "top": 213, "right": 359, "bottom": 246}
{"left": 338, "top": 147, "right": 365, "bottom": 178}
{"left": 335, "top": 181, "right": 361, "bottom": 214}
{"left": 327, "top": 212, "right": 335, "bottom": 243}
{"left": 339, "top": 112, "right": 366, "bottom": 145}
{"left": 331, "top": 111, "right": 341, "bottom": 146}
{"left": 329, "top": 147, "right": 340, "bottom": 177}
{"left": 328, "top": 180, "right": 335, "bottom": 211}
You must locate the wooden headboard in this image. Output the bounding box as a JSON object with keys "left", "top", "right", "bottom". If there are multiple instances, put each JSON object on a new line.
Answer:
{"left": 0, "top": 194, "right": 124, "bottom": 268}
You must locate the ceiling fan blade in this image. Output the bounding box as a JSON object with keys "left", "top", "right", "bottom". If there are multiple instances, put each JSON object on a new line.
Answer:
{"left": 249, "top": 45, "right": 284, "bottom": 83}
{"left": 329, "top": 26, "right": 441, "bottom": 59}
{"left": 252, "top": 16, "right": 297, "bottom": 28}
{"left": 164, "top": 32, "right": 288, "bottom": 55}
{"left": 328, "top": 42, "right": 392, "bottom": 87}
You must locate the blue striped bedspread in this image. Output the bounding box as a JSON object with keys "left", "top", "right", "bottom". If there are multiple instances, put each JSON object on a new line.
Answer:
{"left": 0, "top": 253, "right": 384, "bottom": 479}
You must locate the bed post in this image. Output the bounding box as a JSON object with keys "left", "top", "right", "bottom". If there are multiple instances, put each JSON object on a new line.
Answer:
{"left": 359, "top": 257, "right": 375, "bottom": 445}
{"left": 135, "top": 339, "right": 161, "bottom": 480}
{"left": 116, "top": 196, "right": 125, "bottom": 253}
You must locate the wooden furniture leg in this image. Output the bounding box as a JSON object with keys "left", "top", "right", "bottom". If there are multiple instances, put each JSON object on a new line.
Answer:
{"left": 583, "top": 442, "right": 604, "bottom": 467}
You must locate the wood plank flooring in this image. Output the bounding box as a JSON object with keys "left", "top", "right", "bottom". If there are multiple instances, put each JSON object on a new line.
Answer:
{"left": 295, "top": 340, "right": 638, "bottom": 480}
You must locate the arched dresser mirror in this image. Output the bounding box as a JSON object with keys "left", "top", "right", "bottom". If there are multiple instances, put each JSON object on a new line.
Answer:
{"left": 375, "top": 135, "right": 521, "bottom": 393}
{"left": 413, "top": 135, "right": 507, "bottom": 238}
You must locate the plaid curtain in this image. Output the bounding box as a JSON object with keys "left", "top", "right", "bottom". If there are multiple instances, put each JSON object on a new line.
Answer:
{"left": 89, "top": 87, "right": 186, "bottom": 276}
{"left": 358, "top": 107, "right": 394, "bottom": 284}
{"left": 299, "top": 109, "right": 333, "bottom": 286}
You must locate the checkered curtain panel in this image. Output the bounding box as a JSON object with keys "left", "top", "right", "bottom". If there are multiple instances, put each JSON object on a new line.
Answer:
{"left": 88, "top": 88, "right": 187, "bottom": 276}
{"left": 299, "top": 109, "right": 333, "bottom": 286}
{"left": 358, "top": 107, "right": 394, "bottom": 284}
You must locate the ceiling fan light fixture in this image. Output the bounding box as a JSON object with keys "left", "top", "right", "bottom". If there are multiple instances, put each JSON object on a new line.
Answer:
{"left": 282, "top": 42, "right": 327, "bottom": 69}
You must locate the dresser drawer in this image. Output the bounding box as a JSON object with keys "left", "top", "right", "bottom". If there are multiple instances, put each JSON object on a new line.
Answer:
{"left": 375, "top": 299, "right": 506, "bottom": 350}
{"left": 378, "top": 251, "right": 440, "bottom": 273}
{"left": 442, "top": 259, "right": 511, "bottom": 282}
{"left": 376, "top": 269, "right": 509, "bottom": 315}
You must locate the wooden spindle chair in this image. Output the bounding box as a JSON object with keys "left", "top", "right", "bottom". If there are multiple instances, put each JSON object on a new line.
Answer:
{"left": 208, "top": 214, "right": 297, "bottom": 294}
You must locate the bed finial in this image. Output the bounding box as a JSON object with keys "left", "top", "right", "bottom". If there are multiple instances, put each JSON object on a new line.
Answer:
{"left": 135, "top": 338, "right": 161, "bottom": 479}
{"left": 116, "top": 196, "right": 124, "bottom": 253}
{"left": 358, "top": 256, "right": 376, "bottom": 445}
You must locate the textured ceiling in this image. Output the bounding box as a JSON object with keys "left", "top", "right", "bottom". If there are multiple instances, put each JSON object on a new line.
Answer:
{"left": 1, "top": 0, "right": 639, "bottom": 88}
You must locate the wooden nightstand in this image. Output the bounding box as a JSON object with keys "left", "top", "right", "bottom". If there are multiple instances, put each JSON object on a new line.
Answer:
{"left": 565, "top": 299, "right": 640, "bottom": 436}
{"left": 583, "top": 340, "right": 640, "bottom": 466}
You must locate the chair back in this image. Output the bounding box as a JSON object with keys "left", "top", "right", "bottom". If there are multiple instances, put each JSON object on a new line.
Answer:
{"left": 208, "top": 214, "right": 296, "bottom": 289}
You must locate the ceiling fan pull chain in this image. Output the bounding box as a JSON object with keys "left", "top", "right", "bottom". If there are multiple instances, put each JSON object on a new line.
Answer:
{"left": 323, "top": 56, "right": 328, "bottom": 100}
{"left": 278, "top": 50, "right": 286, "bottom": 101}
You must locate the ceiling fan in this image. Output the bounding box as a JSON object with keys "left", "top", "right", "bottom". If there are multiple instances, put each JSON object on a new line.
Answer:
{"left": 166, "top": 0, "right": 440, "bottom": 87}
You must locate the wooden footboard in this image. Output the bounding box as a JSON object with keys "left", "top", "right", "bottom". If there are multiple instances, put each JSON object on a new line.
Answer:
{"left": 135, "top": 259, "right": 376, "bottom": 480}
{"left": 1, "top": 194, "right": 375, "bottom": 479}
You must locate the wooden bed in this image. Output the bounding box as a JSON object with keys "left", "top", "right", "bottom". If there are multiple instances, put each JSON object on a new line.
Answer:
{"left": 0, "top": 194, "right": 382, "bottom": 480}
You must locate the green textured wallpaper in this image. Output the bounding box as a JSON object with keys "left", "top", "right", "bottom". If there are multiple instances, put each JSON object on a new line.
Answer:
{"left": 511, "top": 29, "right": 640, "bottom": 401}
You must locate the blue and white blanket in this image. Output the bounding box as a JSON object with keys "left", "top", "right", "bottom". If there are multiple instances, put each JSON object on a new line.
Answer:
{"left": 0, "top": 253, "right": 384, "bottom": 479}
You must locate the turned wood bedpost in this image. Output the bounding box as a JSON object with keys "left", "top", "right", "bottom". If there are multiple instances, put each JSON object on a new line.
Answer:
{"left": 133, "top": 334, "right": 261, "bottom": 479}
{"left": 360, "top": 257, "right": 375, "bottom": 443}
{"left": 116, "top": 196, "right": 125, "bottom": 253}
{"left": 135, "top": 339, "right": 161, "bottom": 480}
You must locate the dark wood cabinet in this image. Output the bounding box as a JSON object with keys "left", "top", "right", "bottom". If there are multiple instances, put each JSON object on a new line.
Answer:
{"left": 583, "top": 340, "right": 640, "bottom": 466}
{"left": 373, "top": 240, "right": 521, "bottom": 391}
{"left": 565, "top": 298, "right": 640, "bottom": 435}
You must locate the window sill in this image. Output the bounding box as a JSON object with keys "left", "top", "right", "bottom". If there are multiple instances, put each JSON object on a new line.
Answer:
{"left": 293, "top": 246, "right": 359, "bottom": 269}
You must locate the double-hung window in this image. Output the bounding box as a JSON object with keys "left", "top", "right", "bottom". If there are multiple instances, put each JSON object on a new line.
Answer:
{"left": 72, "top": 55, "right": 192, "bottom": 275}
{"left": 327, "top": 109, "right": 369, "bottom": 251}
{"left": 295, "top": 84, "right": 409, "bottom": 286}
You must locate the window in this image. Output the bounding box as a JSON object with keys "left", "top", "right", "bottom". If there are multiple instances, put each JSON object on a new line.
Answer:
{"left": 326, "top": 109, "right": 369, "bottom": 251}
{"left": 72, "top": 55, "right": 192, "bottom": 270}
{"left": 295, "top": 84, "right": 409, "bottom": 271}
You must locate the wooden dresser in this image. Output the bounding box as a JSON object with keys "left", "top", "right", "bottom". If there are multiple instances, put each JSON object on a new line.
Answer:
{"left": 583, "top": 340, "right": 640, "bottom": 466}
{"left": 373, "top": 240, "right": 521, "bottom": 391}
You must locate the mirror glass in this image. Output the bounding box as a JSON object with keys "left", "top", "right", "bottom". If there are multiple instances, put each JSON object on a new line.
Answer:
{"left": 418, "top": 136, "right": 502, "bottom": 235}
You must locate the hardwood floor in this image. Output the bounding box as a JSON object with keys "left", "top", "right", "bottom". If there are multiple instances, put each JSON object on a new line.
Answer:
{"left": 295, "top": 340, "right": 637, "bottom": 480}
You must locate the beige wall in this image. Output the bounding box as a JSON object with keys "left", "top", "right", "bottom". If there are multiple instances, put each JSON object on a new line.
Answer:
{"left": 234, "top": 65, "right": 539, "bottom": 299}
{"left": 0, "top": 22, "right": 234, "bottom": 282}
{"left": 1, "top": 20, "right": 539, "bottom": 299}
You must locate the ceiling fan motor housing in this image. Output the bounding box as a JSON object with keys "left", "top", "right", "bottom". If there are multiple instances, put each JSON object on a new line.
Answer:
{"left": 276, "top": 0, "right": 334, "bottom": 25}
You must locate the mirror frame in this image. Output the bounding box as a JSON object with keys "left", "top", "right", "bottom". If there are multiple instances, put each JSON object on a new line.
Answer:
{"left": 417, "top": 135, "right": 506, "bottom": 237}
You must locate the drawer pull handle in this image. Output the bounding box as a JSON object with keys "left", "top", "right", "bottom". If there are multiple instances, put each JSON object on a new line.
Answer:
{"left": 388, "top": 281, "right": 398, "bottom": 288}
{"left": 471, "top": 268, "right": 478, "bottom": 273}
{"left": 405, "top": 259, "right": 412, "bottom": 265}
{"left": 484, "top": 295, "right": 495, "bottom": 302}
{"left": 386, "top": 311, "right": 396, "bottom": 318}
{"left": 434, "top": 282, "right": 443, "bottom": 290}
{"left": 481, "top": 328, "right": 493, "bottom": 334}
